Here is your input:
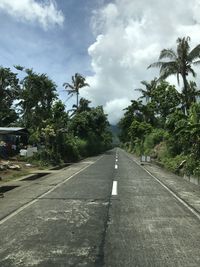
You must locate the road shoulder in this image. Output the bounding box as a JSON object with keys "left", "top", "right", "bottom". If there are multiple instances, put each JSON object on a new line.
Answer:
{"left": 123, "top": 149, "right": 200, "bottom": 215}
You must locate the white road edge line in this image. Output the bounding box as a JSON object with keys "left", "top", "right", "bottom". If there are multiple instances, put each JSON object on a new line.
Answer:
{"left": 0, "top": 156, "right": 104, "bottom": 225}
{"left": 112, "top": 181, "right": 118, "bottom": 195}
{"left": 133, "top": 159, "right": 200, "bottom": 221}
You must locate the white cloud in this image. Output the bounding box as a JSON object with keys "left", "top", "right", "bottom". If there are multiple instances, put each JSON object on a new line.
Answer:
{"left": 82, "top": 0, "right": 200, "bottom": 124}
{"left": 0, "top": 0, "right": 64, "bottom": 29}
{"left": 104, "top": 98, "right": 131, "bottom": 124}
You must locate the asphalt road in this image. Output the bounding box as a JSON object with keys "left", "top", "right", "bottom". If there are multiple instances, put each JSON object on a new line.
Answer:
{"left": 0, "top": 149, "right": 200, "bottom": 266}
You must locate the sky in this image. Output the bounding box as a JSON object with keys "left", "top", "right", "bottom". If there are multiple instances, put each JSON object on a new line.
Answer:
{"left": 1, "top": 0, "right": 200, "bottom": 124}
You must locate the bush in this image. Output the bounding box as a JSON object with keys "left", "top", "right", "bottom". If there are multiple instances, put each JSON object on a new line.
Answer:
{"left": 62, "top": 138, "right": 80, "bottom": 162}
{"left": 76, "top": 138, "right": 87, "bottom": 157}
{"left": 143, "top": 129, "right": 168, "bottom": 155}
{"left": 29, "top": 149, "right": 62, "bottom": 166}
{"left": 133, "top": 138, "right": 143, "bottom": 155}
{"left": 184, "top": 155, "right": 200, "bottom": 176}
{"left": 160, "top": 154, "right": 187, "bottom": 173}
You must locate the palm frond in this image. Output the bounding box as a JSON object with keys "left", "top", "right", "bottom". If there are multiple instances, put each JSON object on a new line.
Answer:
{"left": 147, "top": 61, "right": 164, "bottom": 69}
{"left": 188, "top": 67, "right": 196, "bottom": 78}
{"left": 140, "top": 80, "right": 149, "bottom": 87}
{"left": 159, "top": 61, "right": 178, "bottom": 78}
{"left": 177, "top": 73, "right": 180, "bottom": 85}
{"left": 159, "top": 49, "right": 176, "bottom": 60}
{"left": 63, "top": 83, "right": 74, "bottom": 90}
{"left": 160, "top": 68, "right": 178, "bottom": 81}
{"left": 134, "top": 88, "right": 143, "bottom": 92}
{"left": 188, "top": 44, "right": 200, "bottom": 61}
{"left": 83, "top": 82, "right": 90, "bottom": 87}
{"left": 193, "top": 60, "right": 200, "bottom": 66}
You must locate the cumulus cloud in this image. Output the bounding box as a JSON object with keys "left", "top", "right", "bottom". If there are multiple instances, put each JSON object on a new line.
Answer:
{"left": 104, "top": 98, "right": 130, "bottom": 123}
{"left": 82, "top": 0, "right": 200, "bottom": 124}
{"left": 0, "top": 0, "right": 64, "bottom": 29}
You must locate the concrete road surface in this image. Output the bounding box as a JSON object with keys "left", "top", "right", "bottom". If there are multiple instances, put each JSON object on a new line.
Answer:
{"left": 0, "top": 149, "right": 200, "bottom": 266}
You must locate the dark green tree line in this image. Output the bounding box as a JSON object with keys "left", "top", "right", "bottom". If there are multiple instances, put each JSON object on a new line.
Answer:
{"left": 119, "top": 36, "right": 200, "bottom": 176}
{"left": 0, "top": 66, "right": 112, "bottom": 164}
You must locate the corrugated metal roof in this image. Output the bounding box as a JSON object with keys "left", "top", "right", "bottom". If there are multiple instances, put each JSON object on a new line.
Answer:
{"left": 0, "top": 127, "right": 28, "bottom": 135}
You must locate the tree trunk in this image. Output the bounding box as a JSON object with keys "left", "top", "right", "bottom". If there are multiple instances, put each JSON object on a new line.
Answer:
{"left": 182, "top": 74, "right": 189, "bottom": 115}
{"left": 76, "top": 91, "right": 79, "bottom": 109}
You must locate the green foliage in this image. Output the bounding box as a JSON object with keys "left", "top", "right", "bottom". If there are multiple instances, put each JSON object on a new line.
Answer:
{"left": 184, "top": 157, "right": 200, "bottom": 177}
{"left": 0, "top": 65, "right": 112, "bottom": 164}
{"left": 17, "top": 68, "right": 57, "bottom": 129}
{"left": 148, "top": 36, "right": 200, "bottom": 111}
{"left": 129, "top": 120, "right": 152, "bottom": 144}
{"left": 143, "top": 129, "right": 168, "bottom": 155}
{"left": 118, "top": 37, "right": 200, "bottom": 177}
{"left": 63, "top": 73, "right": 89, "bottom": 108}
{"left": 160, "top": 154, "right": 187, "bottom": 173}
{"left": 0, "top": 67, "right": 20, "bottom": 126}
{"left": 150, "top": 81, "right": 181, "bottom": 120}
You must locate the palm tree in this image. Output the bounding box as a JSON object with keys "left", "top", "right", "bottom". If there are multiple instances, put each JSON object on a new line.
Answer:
{"left": 63, "top": 73, "right": 89, "bottom": 109}
{"left": 135, "top": 78, "right": 158, "bottom": 103}
{"left": 148, "top": 36, "right": 200, "bottom": 111}
{"left": 185, "top": 81, "right": 200, "bottom": 106}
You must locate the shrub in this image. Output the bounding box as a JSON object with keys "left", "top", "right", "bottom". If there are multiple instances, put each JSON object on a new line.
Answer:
{"left": 184, "top": 155, "right": 200, "bottom": 177}
{"left": 76, "top": 138, "right": 87, "bottom": 157}
{"left": 160, "top": 154, "right": 187, "bottom": 173}
{"left": 143, "top": 129, "right": 168, "bottom": 155}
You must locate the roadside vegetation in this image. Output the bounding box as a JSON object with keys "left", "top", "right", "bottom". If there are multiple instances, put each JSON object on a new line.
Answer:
{"left": 0, "top": 66, "right": 112, "bottom": 167}
{"left": 118, "top": 36, "right": 200, "bottom": 177}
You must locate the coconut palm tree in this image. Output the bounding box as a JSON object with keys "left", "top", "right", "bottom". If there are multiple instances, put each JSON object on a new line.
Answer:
{"left": 135, "top": 78, "right": 158, "bottom": 103}
{"left": 148, "top": 36, "right": 200, "bottom": 111}
{"left": 63, "top": 73, "right": 89, "bottom": 109}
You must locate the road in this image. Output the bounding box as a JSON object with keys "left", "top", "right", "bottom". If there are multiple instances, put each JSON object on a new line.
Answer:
{"left": 0, "top": 149, "right": 200, "bottom": 266}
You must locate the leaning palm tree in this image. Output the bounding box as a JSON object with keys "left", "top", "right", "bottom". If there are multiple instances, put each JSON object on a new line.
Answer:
{"left": 63, "top": 73, "right": 89, "bottom": 109}
{"left": 148, "top": 36, "right": 200, "bottom": 111}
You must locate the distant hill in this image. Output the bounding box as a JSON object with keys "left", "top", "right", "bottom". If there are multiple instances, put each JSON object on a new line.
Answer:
{"left": 109, "top": 125, "right": 120, "bottom": 145}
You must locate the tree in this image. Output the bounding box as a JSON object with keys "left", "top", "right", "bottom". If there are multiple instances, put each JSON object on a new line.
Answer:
{"left": 118, "top": 100, "right": 143, "bottom": 143}
{"left": 150, "top": 80, "right": 181, "bottom": 120}
{"left": 128, "top": 119, "right": 152, "bottom": 152}
{"left": 0, "top": 67, "right": 20, "bottom": 126}
{"left": 183, "top": 81, "right": 200, "bottom": 107}
{"left": 69, "top": 105, "right": 112, "bottom": 154}
{"left": 135, "top": 78, "right": 158, "bottom": 103}
{"left": 63, "top": 73, "right": 89, "bottom": 109}
{"left": 16, "top": 67, "right": 57, "bottom": 129}
{"left": 77, "top": 98, "right": 91, "bottom": 113}
{"left": 148, "top": 36, "right": 200, "bottom": 111}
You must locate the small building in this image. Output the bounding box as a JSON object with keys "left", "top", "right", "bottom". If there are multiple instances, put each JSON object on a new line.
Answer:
{"left": 0, "top": 127, "right": 29, "bottom": 159}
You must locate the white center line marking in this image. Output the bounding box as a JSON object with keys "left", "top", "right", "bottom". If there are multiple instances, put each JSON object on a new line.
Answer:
{"left": 116, "top": 158, "right": 118, "bottom": 162}
{"left": 112, "top": 181, "right": 118, "bottom": 195}
{"left": 115, "top": 164, "right": 118, "bottom": 169}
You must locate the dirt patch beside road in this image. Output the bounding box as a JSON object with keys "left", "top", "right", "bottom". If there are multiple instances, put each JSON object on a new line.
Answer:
{"left": 0, "top": 160, "right": 49, "bottom": 183}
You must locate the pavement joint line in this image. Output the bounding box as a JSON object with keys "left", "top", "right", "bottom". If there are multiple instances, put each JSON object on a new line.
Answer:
{"left": 112, "top": 181, "right": 118, "bottom": 196}
{"left": 0, "top": 155, "right": 104, "bottom": 225}
{"left": 133, "top": 158, "right": 200, "bottom": 221}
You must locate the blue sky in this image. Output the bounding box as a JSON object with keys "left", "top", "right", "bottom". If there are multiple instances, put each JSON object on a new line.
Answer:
{"left": 1, "top": 0, "right": 200, "bottom": 123}
{"left": 0, "top": 0, "right": 102, "bottom": 103}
